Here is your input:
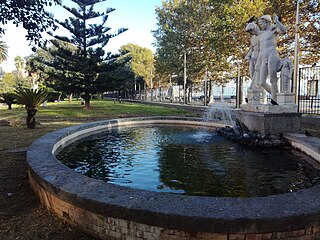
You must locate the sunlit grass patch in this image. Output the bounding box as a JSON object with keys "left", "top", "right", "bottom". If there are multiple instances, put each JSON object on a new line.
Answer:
{"left": 0, "top": 99, "right": 193, "bottom": 150}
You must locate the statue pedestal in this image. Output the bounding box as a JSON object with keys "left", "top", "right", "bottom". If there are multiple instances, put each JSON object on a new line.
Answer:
{"left": 240, "top": 102, "right": 298, "bottom": 113}
{"left": 235, "top": 109, "right": 301, "bottom": 135}
{"left": 243, "top": 88, "right": 298, "bottom": 113}
{"left": 247, "top": 89, "right": 262, "bottom": 105}
{"left": 276, "top": 92, "right": 295, "bottom": 105}
{"left": 238, "top": 94, "right": 300, "bottom": 134}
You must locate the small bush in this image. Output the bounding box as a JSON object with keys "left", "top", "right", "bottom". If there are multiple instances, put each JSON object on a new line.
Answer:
{"left": 0, "top": 92, "right": 17, "bottom": 110}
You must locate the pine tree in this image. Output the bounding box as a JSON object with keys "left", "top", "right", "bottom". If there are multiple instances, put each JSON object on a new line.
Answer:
{"left": 40, "top": 0, "right": 127, "bottom": 109}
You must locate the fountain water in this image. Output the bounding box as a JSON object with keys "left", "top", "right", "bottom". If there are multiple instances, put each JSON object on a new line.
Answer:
{"left": 203, "top": 104, "right": 237, "bottom": 126}
{"left": 57, "top": 121, "right": 318, "bottom": 197}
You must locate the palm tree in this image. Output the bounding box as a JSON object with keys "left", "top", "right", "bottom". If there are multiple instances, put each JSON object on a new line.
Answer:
{"left": 14, "top": 88, "right": 47, "bottom": 129}
{"left": 14, "top": 56, "right": 25, "bottom": 76}
{"left": 0, "top": 41, "right": 8, "bottom": 63}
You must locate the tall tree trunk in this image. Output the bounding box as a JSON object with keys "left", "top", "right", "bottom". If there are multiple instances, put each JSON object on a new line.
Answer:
{"left": 83, "top": 93, "right": 91, "bottom": 109}
{"left": 26, "top": 108, "right": 37, "bottom": 129}
{"left": 118, "top": 90, "right": 122, "bottom": 103}
{"left": 68, "top": 93, "right": 73, "bottom": 102}
{"left": 8, "top": 104, "right": 12, "bottom": 110}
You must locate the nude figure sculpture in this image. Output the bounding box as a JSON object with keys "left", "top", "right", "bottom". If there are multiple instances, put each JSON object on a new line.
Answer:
{"left": 256, "top": 15, "right": 287, "bottom": 101}
{"left": 245, "top": 21, "right": 260, "bottom": 90}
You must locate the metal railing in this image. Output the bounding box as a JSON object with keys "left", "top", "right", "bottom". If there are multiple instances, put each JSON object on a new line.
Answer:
{"left": 298, "top": 66, "right": 320, "bottom": 115}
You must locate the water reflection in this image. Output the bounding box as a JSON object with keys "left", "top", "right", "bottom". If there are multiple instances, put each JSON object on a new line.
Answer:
{"left": 57, "top": 125, "right": 320, "bottom": 197}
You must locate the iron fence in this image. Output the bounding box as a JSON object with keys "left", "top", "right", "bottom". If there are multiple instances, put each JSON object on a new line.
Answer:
{"left": 298, "top": 65, "right": 320, "bottom": 115}
{"left": 105, "top": 81, "right": 239, "bottom": 108}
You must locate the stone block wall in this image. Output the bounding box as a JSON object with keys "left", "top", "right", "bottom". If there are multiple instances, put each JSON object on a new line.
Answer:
{"left": 29, "top": 174, "right": 320, "bottom": 240}
{"left": 301, "top": 116, "right": 320, "bottom": 129}
{"left": 235, "top": 111, "right": 301, "bottom": 134}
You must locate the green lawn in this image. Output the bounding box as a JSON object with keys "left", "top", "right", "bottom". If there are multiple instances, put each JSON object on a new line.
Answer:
{"left": 0, "top": 99, "right": 195, "bottom": 150}
{"left": 0, "top": 99, "right": 194, "bottom": 122}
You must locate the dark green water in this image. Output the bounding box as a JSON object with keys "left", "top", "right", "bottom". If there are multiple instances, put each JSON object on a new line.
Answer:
{"left": 57, "top": 125, "right": 320, "bottom": 197}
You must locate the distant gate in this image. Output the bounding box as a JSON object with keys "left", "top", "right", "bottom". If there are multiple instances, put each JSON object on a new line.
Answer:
{"left": 298, "top": 65, "right": 320, "bottom": 115}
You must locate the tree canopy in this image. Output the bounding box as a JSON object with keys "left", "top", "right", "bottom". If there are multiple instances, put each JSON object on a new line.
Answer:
{"left": 154, "top": 0, "right": 266, "bottom": 83}
{"left": 118, "top": 43, "right": 155, "bottom": 88}
{"left": 267, "top": 0, "right": 320, "bottom": 64}
{"left": 0, "top": 72, "right": 14, "bottom": 93}
{"left": 0, "top": 0, "right": 60, "bottom": 45}
{"left": 154, "top": 0, "right": 320, "bottom": 85}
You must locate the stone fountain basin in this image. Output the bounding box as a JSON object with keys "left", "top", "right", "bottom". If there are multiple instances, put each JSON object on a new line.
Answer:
{"left": 27, "top": 116, "right": 320, "bottom": 239}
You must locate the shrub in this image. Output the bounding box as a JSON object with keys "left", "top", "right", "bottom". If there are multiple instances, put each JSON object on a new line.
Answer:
{"left": 0, "top": 92, "right": 17, "bottom": 110}
{"left": 14, "top": 88, "right": 48, "bottom": 129}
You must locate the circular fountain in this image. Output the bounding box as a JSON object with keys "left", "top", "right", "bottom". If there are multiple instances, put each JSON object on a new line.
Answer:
{"left": 27, "top": 116, "right": 320, "bottom": 240}
{"left": 26, "top": 13, "right": 320, "bottom": 239}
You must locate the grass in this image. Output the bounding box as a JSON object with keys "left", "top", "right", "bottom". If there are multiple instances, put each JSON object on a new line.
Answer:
{"left": 1, "top": 99, "right": 192, "bottom": 120}
{"left": 0, "top": 99, "right": 195, "bottom": 150}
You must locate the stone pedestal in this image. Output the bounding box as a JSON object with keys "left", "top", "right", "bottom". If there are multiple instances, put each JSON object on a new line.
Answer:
{"left": 241, "top": 102, "right": 298, "bottom": 113}
{"left": 239, "top": 90, "right": 300, "bottom": 134}
{"left": 234, "top": 109, "right": 301, "bottom": 135}
{"left": 247, "top": 89, "right": 262, "bottom": 105}
{"left": 276, "top": 92, "right": 295, "bottom": 105}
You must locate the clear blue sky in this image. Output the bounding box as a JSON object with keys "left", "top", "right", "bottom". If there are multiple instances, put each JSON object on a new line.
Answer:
{"left": 0, "top": 0, "right": 162, "bottom": 72}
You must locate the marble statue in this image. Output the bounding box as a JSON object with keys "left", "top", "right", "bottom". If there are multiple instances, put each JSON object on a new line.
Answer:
{"left": 257, "top": 15, "right": 287, "bottom": 101}
{"left": 240, "top": 15, "right": 298, "bottom": 132}
{"left": 279, "top": 58, "right": 293, "bottom": 93}
{"left": 245, "top": 22, "right": 260, "bottom": 89}
{"left": 245, "top": 15, "right": 293, "bottom": 104}
{"left": 245, "top": 20, "right": 266, "bottom": 104}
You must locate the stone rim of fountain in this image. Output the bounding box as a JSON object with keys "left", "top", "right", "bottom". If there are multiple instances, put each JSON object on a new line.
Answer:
{"left": 27, "top": 116, "right": 320, "bottom": 236}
